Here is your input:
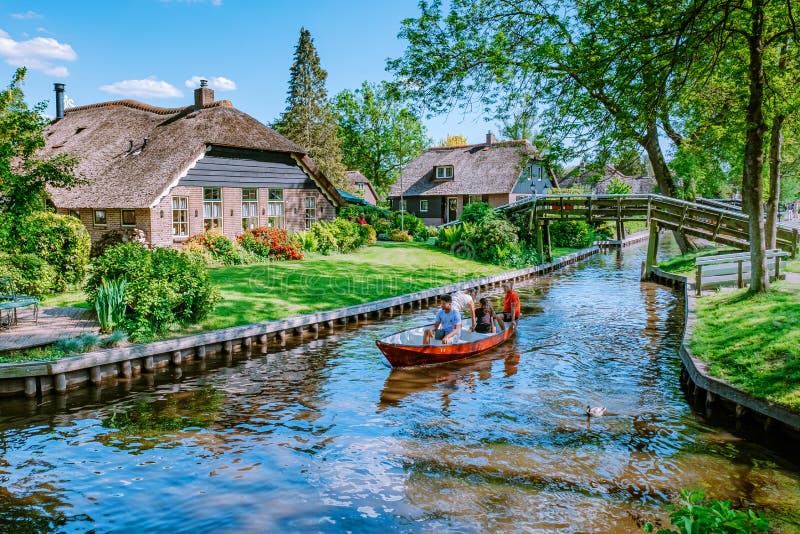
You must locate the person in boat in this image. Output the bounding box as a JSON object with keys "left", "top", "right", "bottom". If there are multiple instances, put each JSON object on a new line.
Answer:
{"left": 451, "top": 287, "right": 477, "bottom": 331}
{"left": 475, "top": 297, "right": 502, "bottom": 334}
{"left": 422, "top": 294, "right": 462, "bottom": 345}
{"left": 501, "top": 282, "right": 521, "bottom": 327}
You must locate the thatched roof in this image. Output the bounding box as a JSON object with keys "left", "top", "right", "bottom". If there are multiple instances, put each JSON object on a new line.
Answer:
{"left": 347, "top": 170, "right": 379, "bottom": 199}
{"left": 43, "top": 99, "right": 343, "bottom": 208}
{"left": 558, "top": 164, "right": 656, "bottom": 195}
{"left": 388, "top": 140, "right": 538, "bottom": 198}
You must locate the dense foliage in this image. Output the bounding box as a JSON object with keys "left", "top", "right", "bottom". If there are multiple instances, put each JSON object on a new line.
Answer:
{"left": 644, "top": 490, "right": 769, "bottom": 534}
{"left": 272, "top": 28, "right": 348, "bottom": 190}
{"left": 185, "top": 231, "right": 247, "bottom": 265}
{"left": 549, "top": 221, "right": 593, "bottom": 248}
{"left": 0, "top": 252, "right": 57, "bottom": 299}
{"left": 460, "top": 202, "right": 496, "bottom": 225}
{"left": 334, "top": 81, "right": 429, "bottom": 197}
{"left": 237, "top": 227, "right": 303, "bottom": 261}
{"left": 87, "top": 243, "right": 220, "bottom": 340}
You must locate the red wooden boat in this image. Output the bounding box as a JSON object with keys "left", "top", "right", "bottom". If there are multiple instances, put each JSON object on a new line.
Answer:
{"left": 376, "top": 323, "right": 516, "bottom": 368}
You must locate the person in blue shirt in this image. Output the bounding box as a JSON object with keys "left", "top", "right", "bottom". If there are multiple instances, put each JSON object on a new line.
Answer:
{"left": 422, "top": 294, "right": 462, "bottom": 345}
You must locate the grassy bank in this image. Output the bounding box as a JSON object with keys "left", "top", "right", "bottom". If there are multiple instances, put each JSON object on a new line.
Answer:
{"left": 690, "top": 282, "right": 800, "bottom": 412}
{"left": 658, "top": 245, "right": 737, "bottom": 275}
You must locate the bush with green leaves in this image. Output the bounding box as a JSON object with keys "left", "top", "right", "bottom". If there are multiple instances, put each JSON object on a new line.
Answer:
{"left": 337, "top": 204, "right": 390, "bottom": 225}
{"left": 292, "top": 230, "right": 319, "bottom": 253}
{"left": 185, "top": 231, "right": 248, "bottom": 265}
{"left": 11, "top": 212, "right": 91, "bottom": 290}
{"left": 644, "top": 490, "right": 769, "bottom": 534}
{"left": 87, "top": 243, "right": 220, "bottom": 340}
{"left": 460, "top": 202, "right": 496, "bottom": 225}
{"left": 606, "top": 175, "right": 633, "bottom": 195}
{"left": 501, "top": 243, "right": 542, "bottom": 268}
{"left": 390, "top": 229, "right": 413, "bottom": 242}
{"left": 549, "top": 220, "right": 592, "bottom": 248}
{"left": 328, "top": 217, "right": 368, "bottom": 252}
{"left": 390, "top": 211, "right": 427, "bottom": 240}
{"left": 0, "top": 252, "right": 57, "bottom": 298}
{"left": 469, "top": 218, "right": 520, "bottom": 262}
{"left": 308, "top": 222, "right": 338, "bottom": 254}
{"left": 94, "top": 277, "right": 127, "bottom": 333}
{"left": 592, "top": 222, "right": 615, "bottom": 240}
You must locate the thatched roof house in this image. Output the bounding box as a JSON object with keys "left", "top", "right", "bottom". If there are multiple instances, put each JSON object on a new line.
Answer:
{"left": 558, "top": 163, "right": 655, "bottom": 195}
{"left": 388, "top": 133, "right": 553, "bottom": 224}
{"left": 346, "top": 170, "right": 379, "bottom": 205}
{"left": 42, "top": 82, "right": 343, "bottom": 247}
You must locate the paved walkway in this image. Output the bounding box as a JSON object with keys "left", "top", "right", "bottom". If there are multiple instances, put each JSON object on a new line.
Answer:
{"left": 0, "top": 306, "right": 98, "bottom": 352}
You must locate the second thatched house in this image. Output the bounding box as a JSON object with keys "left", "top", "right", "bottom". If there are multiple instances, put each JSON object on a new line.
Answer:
{"left": 346, "top": 170, "right": 379, "bottom": 205}
{"left": 42, "top": 82, "right": 343, "bottom": 248}
{"left": 388, "top": 133, "right": 553, "bottom": 225}
{"left": 557, "top": 163, "right": 656, "bottom": 195}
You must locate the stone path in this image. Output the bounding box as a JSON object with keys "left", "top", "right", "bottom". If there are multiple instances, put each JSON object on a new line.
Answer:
{"left": 0, "top": 306, "right": 99, "bottom": 352}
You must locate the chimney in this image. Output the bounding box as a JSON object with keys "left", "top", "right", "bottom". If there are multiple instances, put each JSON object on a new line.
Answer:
{"left": 54, "top": 83, "right": 65, "bottom": 119}
{"left": 194, "top": 79, "right": 214, "bottom": 110}
{"left": 486, "top": 131, "right": 496, "bottom": 145}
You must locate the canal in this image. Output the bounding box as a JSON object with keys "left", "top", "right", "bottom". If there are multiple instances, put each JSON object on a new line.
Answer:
{"left": 1, "top": 244, "right": 798, "bottom": 532}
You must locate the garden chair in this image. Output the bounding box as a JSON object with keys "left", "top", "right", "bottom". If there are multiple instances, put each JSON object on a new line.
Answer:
{"left": 0, "top": 276, "right": 39, "bottom": 328}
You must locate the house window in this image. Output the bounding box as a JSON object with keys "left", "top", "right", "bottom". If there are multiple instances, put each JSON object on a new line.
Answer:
{"left": 242, "top": 188, "right": 259, "bottom": 230}
{"left": 172, "top": 196, "right": 189, "bottom": 237}
{"left": 466, "top": 195, "right": 482, "bottom": 204}
{"left": 93, "top": 209, "right": 107, "bottom": 226}
{"left": 121, "top": 209, "right": 136, "bottom": 227}
{"left": 305, "top": 196, "right": 316, "bottom": 229}
{"left": 267, "top": 188, "right": 284, "bottom": 228}
{"left": 419, "top": 200, "right": 429, "bottom": 213}
{"left": 69, "top": 210, "right": 80, "bottom": 219}
{"left": 435, "top": 165, "right": 454, "bottom": 179}
{"left": 203, "top": 187, "right": 222, "bottom": 231}
{"left": 357, "top": 182, "right": 365, "bottom": 192}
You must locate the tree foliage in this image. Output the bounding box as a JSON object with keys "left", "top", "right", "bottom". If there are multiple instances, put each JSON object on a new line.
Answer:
{"left": 334, "top": 81, "right": 428, "bottom": 198}
{"left": 273, "top": 28, "right": 348, "bottom": 190}
{"left": 0, "top": 68, "right": 80, "bottom": 217}
{"left": 438, "top": 134, "right": 468, "bottom": 147}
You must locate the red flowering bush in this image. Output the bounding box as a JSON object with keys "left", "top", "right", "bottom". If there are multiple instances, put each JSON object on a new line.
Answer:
{"left": 237, "top": 227, "right": 303, "bottom": 261}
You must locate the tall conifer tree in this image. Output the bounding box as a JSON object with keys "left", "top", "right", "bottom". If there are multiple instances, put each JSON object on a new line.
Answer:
{"left": 274, "top": 28, "right": 348, "bottom": 190}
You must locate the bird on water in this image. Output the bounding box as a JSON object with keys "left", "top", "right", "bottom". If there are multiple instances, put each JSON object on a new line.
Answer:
{"left": 586, "top": 406, "right": 606, "bottom": 417}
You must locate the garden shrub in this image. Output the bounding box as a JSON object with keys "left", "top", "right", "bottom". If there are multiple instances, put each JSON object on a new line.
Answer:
{"left": 592, "top": 223, "right": 614, "bottom": 240}
{"left": 363, "top": 224, "right": 377, "bottom": 244}
{"left": 94, "top": 277, "right": 127, "bottom": 333}
{"left": 292, "top": 230, "right": 318, "bottom": 253}
{"left": 12, "top": 212, "right": 90, "bottom": 290}
{"left": 501, "top": 244, "right": 542, "bottom": 268}
{"left": 91, "top": 227, "right": 147, "bottom": 259}
{"left": 338, "top": 204, "right": 390, "bottom": 225}
{"left": 237, "top": 227, "right": 303, "bottom": 261}
{"left": 373, "top": 218, "right": 393, "bottom": 239}
{"left": 460, "top": 202, "right": 495, "bottom": 225}
{"left": 643, "top": 489, "right": 769, "bottom": 534}
{"left": 390, "top": 211, "right": 427, "bottom": 240}
{"left": 470, "top": 218, "right": 519, "bottom": 262}
{"left": 0, "top": 252, "right": 57, "bottom": 298}
{"left": 185, "top": 231, "right": 247, "bottom": 265}
{"left": 549, "top": 220, "right": 592, "bottom": 248}
{"left": 308, "top": 222, "right": 338, "bottom": 255}
{"left": 390, "top": 229, "right": 413, "bottom": 242}
{"left": 87, "top": 243, "right": 220, "bottom": 340}
{"left": 328, "top": 217, "right": 366, "bottom": 252}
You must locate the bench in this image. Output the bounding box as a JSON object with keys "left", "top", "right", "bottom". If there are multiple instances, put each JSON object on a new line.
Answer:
{"left": 695, "top": 249, "right": 790, "bottom": 295}
{"left": 0, "top": 276, "right": 39, "bottom": 328}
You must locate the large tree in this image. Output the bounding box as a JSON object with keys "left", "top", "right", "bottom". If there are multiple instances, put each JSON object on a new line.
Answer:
{"left": 0, "top": 68, "right": 78, "bottom": 219}
{"left": 334, "top": 81, "right": 428, "bottom": 198}
{"left": 273, "top": 28, "right": 348, "bottom": 190}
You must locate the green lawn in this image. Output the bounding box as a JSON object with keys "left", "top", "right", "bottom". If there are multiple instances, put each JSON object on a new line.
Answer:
{"left": 785, "top": 258, "right": 800, "bottom": 274}
{"left": 690, "top": 282, "right": 800, "bottom": 412}
{"left": 658, "top": 245, "right": 738, "bottom": 275}
{"left": 41, "top": 289, "right": 90, "bottom": 308}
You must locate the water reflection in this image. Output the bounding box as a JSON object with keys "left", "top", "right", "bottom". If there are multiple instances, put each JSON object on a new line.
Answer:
{"left": 0, "top": 243, "right": 799, "bottom": 532}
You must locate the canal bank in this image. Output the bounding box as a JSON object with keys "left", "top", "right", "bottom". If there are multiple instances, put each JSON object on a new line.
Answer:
{"left": 648, "top": 266, "right": 800, "bottom": 444}
{"left": 0, "top": 247, "right": 600, "bottom": 398}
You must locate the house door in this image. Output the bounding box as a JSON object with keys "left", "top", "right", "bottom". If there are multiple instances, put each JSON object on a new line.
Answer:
{"left": 446, "top": 197, "right": 458, "bottom": 223}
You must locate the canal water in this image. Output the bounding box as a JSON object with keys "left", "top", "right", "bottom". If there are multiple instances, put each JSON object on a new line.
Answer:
{"left": 1, "top": 245, "right": 799, "bottom": 533}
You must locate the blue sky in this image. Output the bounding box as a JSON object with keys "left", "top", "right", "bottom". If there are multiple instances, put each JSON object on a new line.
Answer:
{"left": 1, "top": 0, "right": 494, "bottom": 145}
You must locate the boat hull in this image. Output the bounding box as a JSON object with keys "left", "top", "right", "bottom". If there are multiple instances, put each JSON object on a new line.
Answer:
{"left": 376, "top": 324, "right": 516, "bottom": 368}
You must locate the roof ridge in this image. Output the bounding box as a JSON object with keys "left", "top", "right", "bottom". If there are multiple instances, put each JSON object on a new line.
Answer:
{"left": 64, "top": 99, "right": 233, "bottom": 116}
{"left": 426, "top": 139, "right": 530, "bottom": 151}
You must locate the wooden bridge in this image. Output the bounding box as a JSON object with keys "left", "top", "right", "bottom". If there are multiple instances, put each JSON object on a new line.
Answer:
{"left": 498, "top": 194, "right": 799, "bottom": 276}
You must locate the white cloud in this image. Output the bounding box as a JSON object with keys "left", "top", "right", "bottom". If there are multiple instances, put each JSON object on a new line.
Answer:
{"left": 11, "top": 11, "right": 42, "bottom": 20}
{"left": 0, "top": 29, "right": 76, "bottom": 76}
{"left": 36, "top": 27, "right": 48, "bottom": 33}
{"left": 100, "top": 77, "right": 183, "bottom": 99}
{"left": 184, "top": 75, "right": 237, "bottom": 91}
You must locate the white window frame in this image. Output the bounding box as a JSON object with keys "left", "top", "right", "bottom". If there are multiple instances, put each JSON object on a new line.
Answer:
{"left": 419, "top": 200, "right": 429, "bottom": 213}
{"left": 172, "top": 196, "right": 189, "bottom": 237}
{"left": 268, "top": 188, "right": 285, "bottom": 229}
{"left": 241, "top": 188, "right": 259, "bottom": 230}
{"left": 304, "top": 196, "right": 316, "bottom": 229}
{"left": 435, "top": 165, "right": 454, "bottom": 179}
{"left": 203, "top": 187, "right": 223, "bottom": 231}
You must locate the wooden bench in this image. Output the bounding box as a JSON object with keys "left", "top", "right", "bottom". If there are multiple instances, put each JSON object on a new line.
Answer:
{"left": 695, "top": 249, "right": 790, "bottom": 295}
{"left": 0, "top": 277, "right": 39, "bottom": 328}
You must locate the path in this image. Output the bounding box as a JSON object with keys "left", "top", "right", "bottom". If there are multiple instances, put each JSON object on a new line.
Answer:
{"left": 0, "top": 306, "right": 99, "bottom": 352}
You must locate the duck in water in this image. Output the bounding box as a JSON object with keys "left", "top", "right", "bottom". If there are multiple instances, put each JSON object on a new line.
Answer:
{"left": 586, "top": 405, "right": 606, "bottom": 417}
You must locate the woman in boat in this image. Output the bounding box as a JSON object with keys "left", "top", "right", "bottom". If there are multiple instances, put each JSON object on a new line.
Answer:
{"left": 422, "top": 294, "right": 462, "bottom": 345}
{"left": 474, "top": 297, "right": 501, "bottom": 334}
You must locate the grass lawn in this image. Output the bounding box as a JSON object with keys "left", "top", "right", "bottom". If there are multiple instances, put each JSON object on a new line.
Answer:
{"left": 690, "top": 282, "right": 800, "bottom": 412}
{"left": 785, "top": 258, "right": 800, "bottom": 274}
{"left": 658, "top": 245, "right": 738, "bottom": 275}
{"left": 41, "top": 289, "right": 90, "bottom": 308}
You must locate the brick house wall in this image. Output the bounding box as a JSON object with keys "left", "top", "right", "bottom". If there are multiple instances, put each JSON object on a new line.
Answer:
{"left": 56, "top": 207, "right": 152, "bottom": 244}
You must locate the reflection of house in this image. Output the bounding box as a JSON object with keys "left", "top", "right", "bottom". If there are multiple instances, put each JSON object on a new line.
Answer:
{"left": 388, "top": 133, "right": 553, "bottom": 225}
{"left": 558, "top": 163, "right": 655, "bottom": 195}
{"left": 346, "top": 170, "right": 379, "bottom": 205}
{"left": 43, "top": 82, "right": 343, "bottom": 247}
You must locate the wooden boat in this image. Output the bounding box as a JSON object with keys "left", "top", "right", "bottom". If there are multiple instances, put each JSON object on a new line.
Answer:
{"left": 376, "top": 323, "right": 516, "bottom": 368}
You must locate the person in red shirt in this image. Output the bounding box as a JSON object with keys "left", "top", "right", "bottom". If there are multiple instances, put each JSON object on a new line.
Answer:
{"left": 356, "top": 212, "right": 368, "bottom": 225}
{"left": 502, "top": 282, "right": 521, "bottom": 326}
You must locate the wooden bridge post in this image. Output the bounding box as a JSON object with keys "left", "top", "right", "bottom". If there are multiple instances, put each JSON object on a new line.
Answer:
{"left": 643, "top": 223, "right": 660, "bottom": 280}
{"left": 534, "top": 217, "right": 544, "bottom": 258}
{"left": 543, "top": 220, "right": 552, "bottom": 262}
